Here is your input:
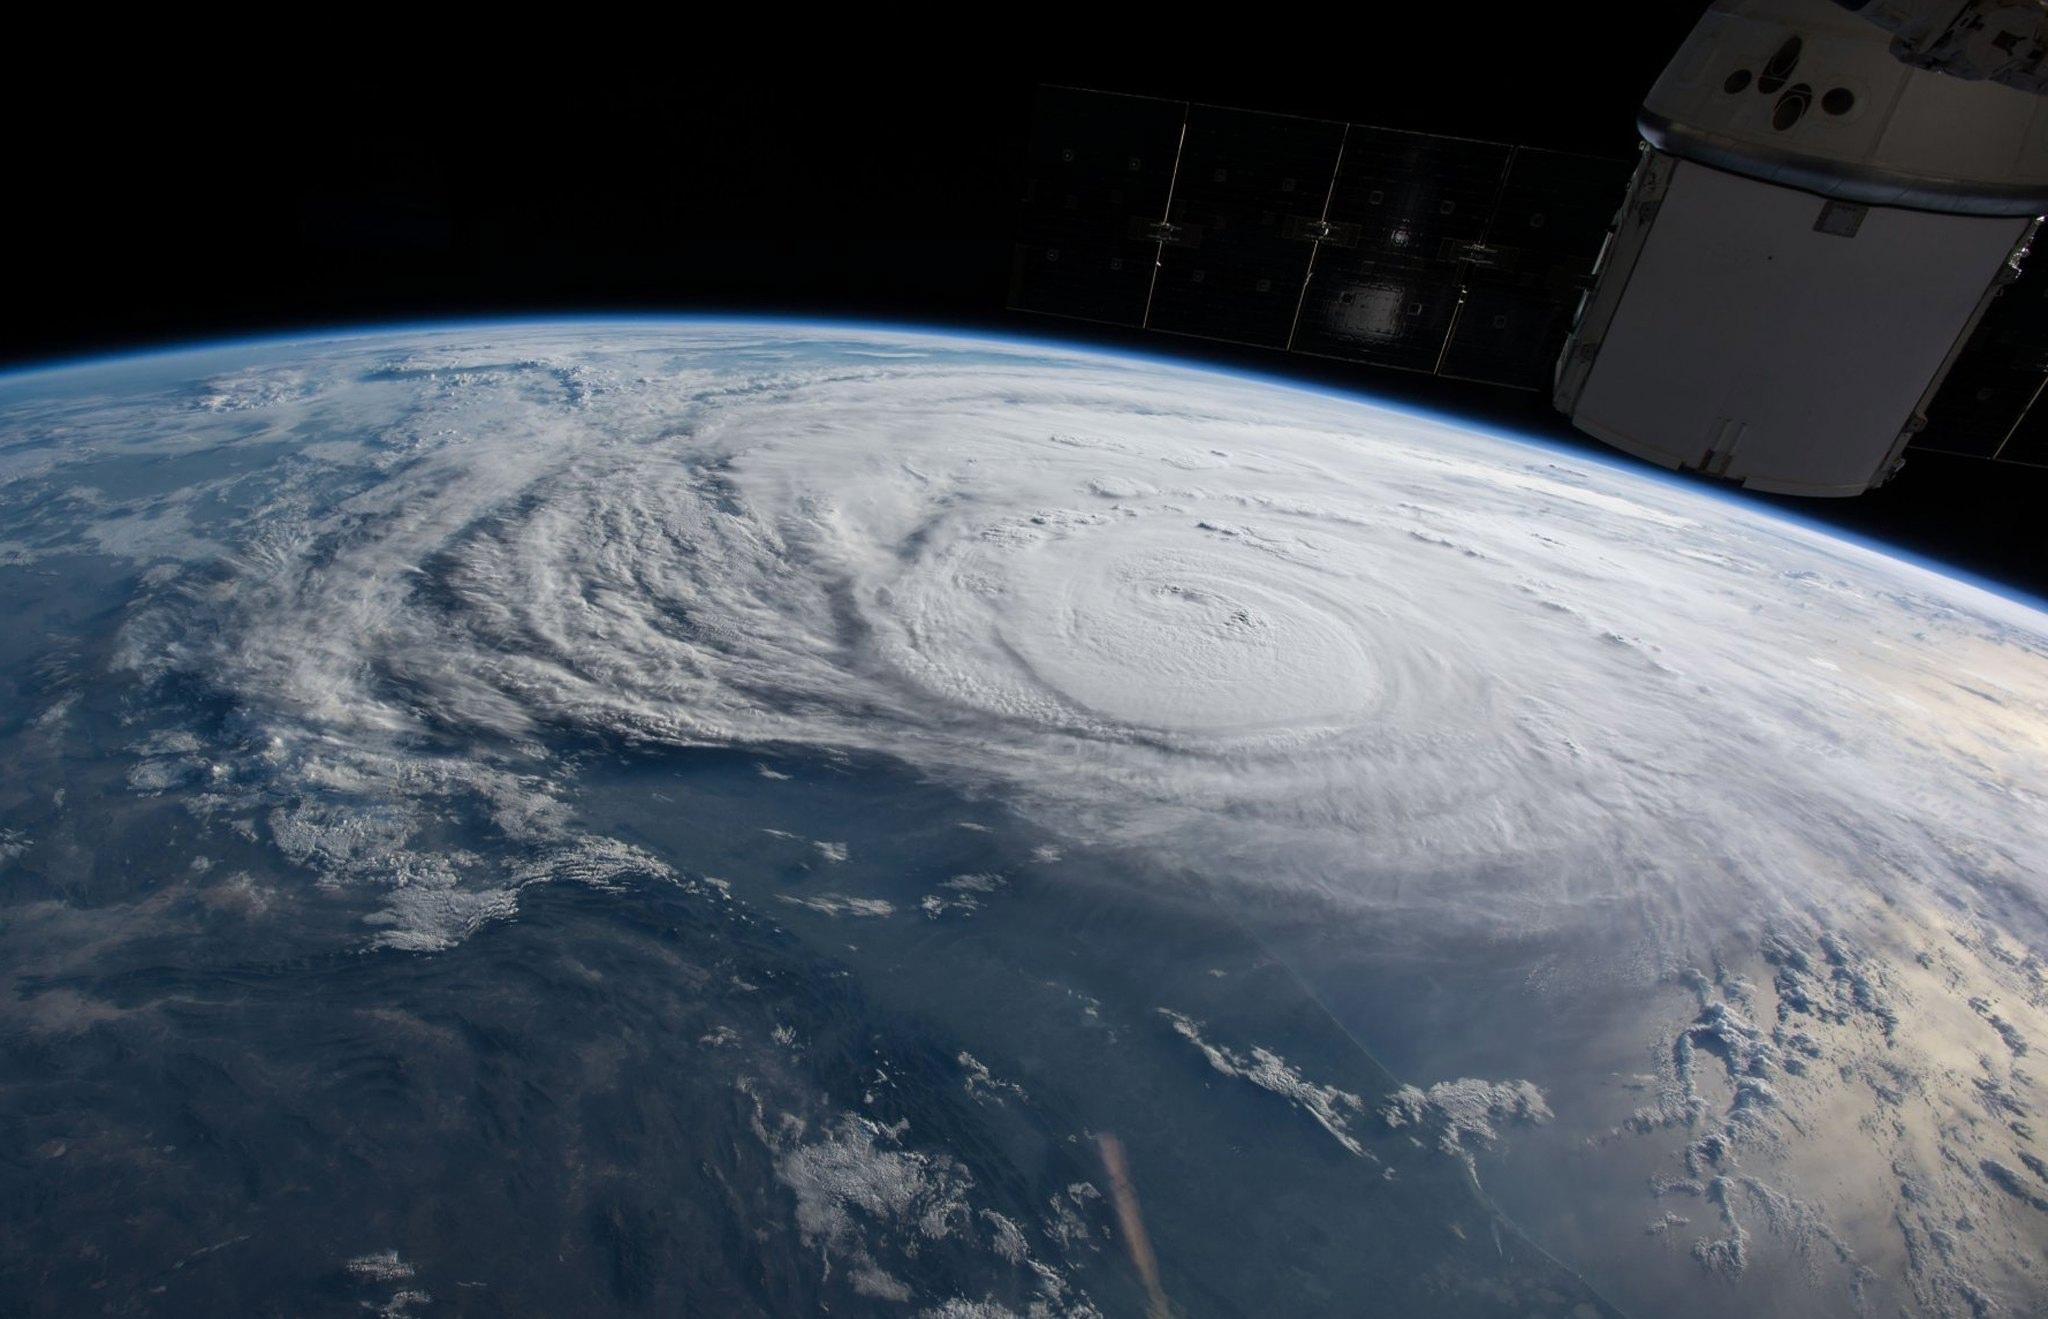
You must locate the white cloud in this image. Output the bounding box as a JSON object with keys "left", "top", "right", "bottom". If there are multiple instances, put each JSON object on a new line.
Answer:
{"left": 8, "top": 322, "right": 2048, "bottom": 1310}
{"left": 1159, "top": 1009, "right": 1374, "bottom": 1159}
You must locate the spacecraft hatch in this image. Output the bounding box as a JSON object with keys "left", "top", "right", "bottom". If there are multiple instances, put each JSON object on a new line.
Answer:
{"left": 1009, "top": 0, "right": 2048, "bottom": 495}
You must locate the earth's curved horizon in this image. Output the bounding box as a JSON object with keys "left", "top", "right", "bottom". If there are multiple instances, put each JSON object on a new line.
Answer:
{"left": 1, "top": 320, "right": 2043, "bottom": 1317}
{"left": 13, "top": 314, "right": 2044, "bottom": 613}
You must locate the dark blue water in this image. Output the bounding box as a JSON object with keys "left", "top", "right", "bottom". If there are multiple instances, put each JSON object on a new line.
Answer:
{"left": 0, "top": 715, "right": 1614, "bottom": 1316}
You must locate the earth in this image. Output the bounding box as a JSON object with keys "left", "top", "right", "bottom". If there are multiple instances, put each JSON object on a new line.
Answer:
{"left": 0, "top": 321, "right": 2044, "bottom": 1318}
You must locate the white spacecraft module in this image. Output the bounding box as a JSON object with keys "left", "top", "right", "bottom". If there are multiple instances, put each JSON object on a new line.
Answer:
{"left": 1554, "top": 0, "right": 2048, "bottom": 495}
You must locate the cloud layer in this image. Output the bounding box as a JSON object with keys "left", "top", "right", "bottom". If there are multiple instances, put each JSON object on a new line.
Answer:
{"left": 10, "top": 326, "right": 2037, "bottom": 951}
{"left": 5, "top": 322, "right": 2047, "bottom": 1312}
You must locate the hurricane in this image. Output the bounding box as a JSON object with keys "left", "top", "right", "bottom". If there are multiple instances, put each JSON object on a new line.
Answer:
{"left": 3, "top": 321, "right": 2045, "bottom": 1316}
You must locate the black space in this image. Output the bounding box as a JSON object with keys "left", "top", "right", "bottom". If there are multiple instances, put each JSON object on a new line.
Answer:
{"left": 6, "top": 28, "right": 2038, "bottom": 595}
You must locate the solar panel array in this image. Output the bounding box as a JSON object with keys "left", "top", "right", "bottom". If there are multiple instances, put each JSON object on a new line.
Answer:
{"left": 1011, "top": 86, "right": 1634, "bottom": 391}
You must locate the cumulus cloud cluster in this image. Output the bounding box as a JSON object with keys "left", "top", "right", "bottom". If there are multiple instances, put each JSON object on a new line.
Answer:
{"left": 745, "top": 1085, "right": 1100, "bottom": 1315}
{"left": 1380, "top": 1077, "right": 1553, "bottom": 1163}
{"left": 1158, "top": 1009, "right": 1375, "bottom": 1158}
